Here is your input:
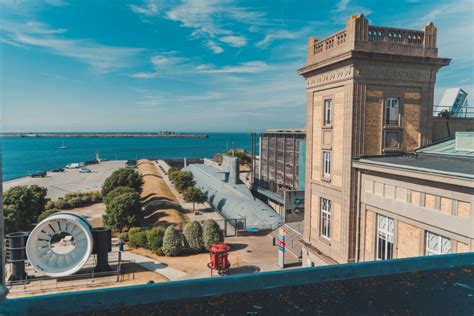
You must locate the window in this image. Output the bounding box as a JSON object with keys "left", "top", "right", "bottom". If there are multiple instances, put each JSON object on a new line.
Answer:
{"left": 426, "top": 231, "right": 451, "bottom": 256}
{"left": 376, "top": 215, "right": 394, "bottom": 260}
{"left": 320, "top": 198, "right": 331, "bottom": 239}
{"left": 385, "top": 98, "right": 400, "bottom": 125}
{"left": 323, "top": 151, "right": 331, "bottom": 178}
{"left": 323, "top": 99, "right": 332, "bottom": 125}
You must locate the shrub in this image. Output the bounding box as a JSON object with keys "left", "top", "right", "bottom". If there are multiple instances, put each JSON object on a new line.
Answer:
{"left": 90, "top": 191, "right": 102, "bottom": 203}
{"left": 102, "top": 168, "right": 143, "bottom": 197}
{"left": 104, "top": 186, "right": 137, "bottom": 206}
{"left": 119, "top": 231, "right": 129, "bottom": 242}
{"left": 162, "top": 226, "right": 182, "bottom": 256}
{"left": 146, "top": 227, "right": 166, "bottom": 251}
{"left": 183, "top": 221, "right": 203, "bottom": 252}
{"left": 103, "top": 191, "right": 142, "bottom": 231}
{"left": 203, "top": 219, "right": 224, "bottom": 249}
{"left": 128, "top": 227, "right": 142, "bottom": 241}
{"left": 54, "top": 198, "right": 71, "bottom": 210}
{"left": 68, "top": 197, "right": 84, "bottom": 208}
{"left": 129, "top": 231, "right": 148, "bottom": 249}
{"left": 45, "top": 200, "right": 56, "bottom": 210}
{"left": 154, "top": 247, "right": 165, "bottom": 256}
{"left": 37, "top": 209, "right": 59, "bottom": 222}
{"left": 168, "top": 167, "right": 180, "bottom": 182}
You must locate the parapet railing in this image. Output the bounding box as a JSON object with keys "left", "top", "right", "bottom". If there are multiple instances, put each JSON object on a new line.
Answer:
{"left": 368, "top": 26, "right": 424, "bottom": 45}
{"left": 313, "top": 30, "right": 347, "bottom": 55}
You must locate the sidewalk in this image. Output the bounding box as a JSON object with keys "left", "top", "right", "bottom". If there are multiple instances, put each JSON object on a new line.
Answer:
{"left": 121, "top": 251, "right": 188, "bottom": 281}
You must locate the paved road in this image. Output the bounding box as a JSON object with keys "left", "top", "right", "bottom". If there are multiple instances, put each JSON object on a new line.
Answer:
{"left": 121, "top": 251, "right": 187, "bottom": 281}
{"left": 3, "top": 161, "right": 126, "bottom": 200}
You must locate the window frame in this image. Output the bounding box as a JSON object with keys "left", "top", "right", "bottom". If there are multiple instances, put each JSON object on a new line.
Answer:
{"left": 385, "top": 98, "right": 400, "bottom": 126}
{"left": 323, "top": 99, "right": 332, "bottom": 126}
{"left": 320, "top": 198, "right": 331, "bottom": 240}
{"left": 425, "top": 231, "right": 451, "bottom": 256}
{"left": 322, "top": 151, "right": 331, "bottom": 178}
{"left": 376, "top": 214, "right": 394, "bottom": 260}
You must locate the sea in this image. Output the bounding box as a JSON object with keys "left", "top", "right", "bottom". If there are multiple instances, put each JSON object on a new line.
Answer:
{"left": 1, "top": 133, "right": 256, "bottom": 181}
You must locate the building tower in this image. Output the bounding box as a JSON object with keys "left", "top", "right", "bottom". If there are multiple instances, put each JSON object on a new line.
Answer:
{"left": 298, "top": 14, "right": 450, "bottom": 266}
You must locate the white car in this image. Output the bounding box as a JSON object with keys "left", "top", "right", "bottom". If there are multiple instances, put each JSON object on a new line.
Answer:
{"left": 65, "top": 163, "right": 81, "bottom": 169}
{"left": 79, "top": 167, "right": 92, "bottom": 173}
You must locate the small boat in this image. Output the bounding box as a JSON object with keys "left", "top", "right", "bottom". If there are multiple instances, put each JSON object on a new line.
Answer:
{"left": 60, "top": 141, "right": 67, "bottom": 149}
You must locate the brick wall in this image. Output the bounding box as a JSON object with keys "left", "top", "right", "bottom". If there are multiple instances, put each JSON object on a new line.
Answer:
{"left": 364, "top": 210, "right": 375, "bottom": 260}
{"left": 397, "top": 221, "right": 422, "bottom": 258}
{"left": 364, "top": 101, "right": 382, "bottom": 155}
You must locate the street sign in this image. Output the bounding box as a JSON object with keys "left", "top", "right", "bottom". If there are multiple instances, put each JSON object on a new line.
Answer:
{"left": 277, "top": 229, "right": 286, "bottom": 268}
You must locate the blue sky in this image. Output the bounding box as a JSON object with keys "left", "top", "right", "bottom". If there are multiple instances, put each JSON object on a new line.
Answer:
{"left": 1, "top": 0, "right": 473, "bottom": 132}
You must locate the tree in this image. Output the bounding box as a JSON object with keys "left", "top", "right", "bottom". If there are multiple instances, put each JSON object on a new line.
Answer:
{"left": 3, "top": 185, "right": 48, "bottom": 232}
{"left": 202, "top": 219, "right": 224, "bottom": 249}
{"left": 146, "top": 226, "right": 166, "bottom": 252}
{"left": 183, "top": 187, "right": 207, "bottom": 212}
{"left": 128, "top": 227, "right": 142, "bottom": 241}
{"left": 162, "top": 226, "right": 183, "bottom": 256}
{"left": 183, "top": 221, "right": 204, "bottom": 253}
{"left": 174, "top": 171, "right": 195, "bottom": 193}
{"left": 103, "top": 191, "right": 142, "bottom": 231}
{"left": 102, "top": 168, "right": 143, "bottom": 197}
{"left": 104, "top": 186, "right": 137, "bottom": 205}
{"left": 168, "top": 167, "right": 180, "bottom": 182}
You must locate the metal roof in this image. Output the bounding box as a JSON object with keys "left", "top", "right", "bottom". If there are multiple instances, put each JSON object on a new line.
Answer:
{"left": 186, "top": 164, "right": 283, "bottom": 230}
{"left": 416, "top": 132, "right": 474, "bottom": 157}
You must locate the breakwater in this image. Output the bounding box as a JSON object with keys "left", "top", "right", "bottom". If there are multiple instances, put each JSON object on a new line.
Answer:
{"left": 1, "top": 133, "right": 208, "bottom": 138}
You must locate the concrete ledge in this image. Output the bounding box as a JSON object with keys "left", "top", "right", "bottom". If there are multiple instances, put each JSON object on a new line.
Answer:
{"left": 2, "top": 253, "right": 474, "bottom": 315}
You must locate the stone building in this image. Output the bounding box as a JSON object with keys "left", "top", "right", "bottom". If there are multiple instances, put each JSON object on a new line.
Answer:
{"left": 296, "top": 14, "right": 471, "bottom": 266}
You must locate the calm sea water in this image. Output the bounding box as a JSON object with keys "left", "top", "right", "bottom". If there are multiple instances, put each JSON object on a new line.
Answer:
{"left": 1, "top": 133, "right": 255, "bottom": 181}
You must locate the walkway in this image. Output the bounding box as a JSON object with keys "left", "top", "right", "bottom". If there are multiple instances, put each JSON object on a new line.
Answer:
{"left": 121, "top": 251, "right": 188, "bottom": 281}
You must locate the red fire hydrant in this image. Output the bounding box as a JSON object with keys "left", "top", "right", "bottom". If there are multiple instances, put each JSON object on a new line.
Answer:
{"left": 208, "top": 242, "right": 231, "bottom": 276}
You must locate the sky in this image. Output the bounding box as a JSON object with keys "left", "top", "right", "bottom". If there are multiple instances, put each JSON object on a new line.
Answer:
{"left": 1, "top": 0, "right": 473, "bottom": 132}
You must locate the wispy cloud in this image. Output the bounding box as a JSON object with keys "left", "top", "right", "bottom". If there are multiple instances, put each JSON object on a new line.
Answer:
{"left": 129, "top": 0, "right": 159, "bottom": 17}
{"left": 130, "top": 0, "right": 263, "bottom": 53}
{"left": 195, "top": 61, "right": 270, "bottom": 74}
{"left": 256, "top": 30, "right": 300, "bottom": 48}
{"left": 0, "top": 20, "right": 143, "bottom": 72}
{"left": 331, "top": 0, "right": 372, "bottom": 24}
{"left": 219, "top": 35, "right": 247, "bottom": 47}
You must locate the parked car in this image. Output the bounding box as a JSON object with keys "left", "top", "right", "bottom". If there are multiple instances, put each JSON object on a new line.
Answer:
{"left": 125, "top": 159, "right": 137, "bottom": 168}
{"left": 79, "top": 167, "right": 92, "bottom": 173}
{"left": 51, "top": 168, "right": 65, "bottom": 172}
{"left": 84, "top": 160, "right": 99, "bottom": 165}
{"left": 65, "top": 163, "right": 81, "bottom": 169}
{"left": 30, "top": 171, "right": 47, "bottom": 178}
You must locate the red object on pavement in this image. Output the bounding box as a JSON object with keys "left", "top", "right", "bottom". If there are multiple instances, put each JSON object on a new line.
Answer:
{"left": 208, "top": 242, "right": 231, "bottom": 276}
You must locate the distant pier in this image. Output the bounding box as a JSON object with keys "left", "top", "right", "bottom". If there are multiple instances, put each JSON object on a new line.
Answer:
{"left": 0, "top": 133, "right": 208, "bottom": 139}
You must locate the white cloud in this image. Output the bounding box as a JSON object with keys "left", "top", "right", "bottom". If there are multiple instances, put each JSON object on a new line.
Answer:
{"left": 130, "top": 0, "right": 159, "bottom": 17}
{"left": 131, "top": 72, "right": 158, "bottom": 78}
{"left": 130, "top": 0, "right": 263, "bottom": 53}
{"left": 195, "top": 61, "right": 270, "bottom": 74}
{"left": 206, "top": 41, "right": 224, "bottom": 54}
{"left": 334, "top": 0, "right": 350, "bottom": 12}
{"left": 256, "top": 30, "right": 299, "bottom": 48}
{"left": 219, "top": 35, "right": 247, "bottom": 47}
{"left": 0, "top": 20, "right": 143, "bottom": 72}
{"left": 330, "top": 0, "right": 371, "bottom": 24}
{"left": 151, "top": 54, "right": 185, "bottom": 67}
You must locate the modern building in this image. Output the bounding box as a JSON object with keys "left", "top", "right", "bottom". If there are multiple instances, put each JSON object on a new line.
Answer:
{"left": 254, "top": 129, "right": 306, "bottom": 222}
{"left": 434, "top": 88, "right": 471, "bottom": 118}
{"left": 297, "top": 14, "right": 468, "bottom": 266}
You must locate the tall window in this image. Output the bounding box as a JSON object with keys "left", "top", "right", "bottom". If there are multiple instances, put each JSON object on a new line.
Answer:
{"left": 320, "top": 198, "right": 331, "bottom": 239}
{"left": 323, "top": 151, "right": 331, "bottom": 178}
{"left": 426, "top": 231, "right": 451, "bottom": 256}
{"left": 385, "top": 98, "right": 400, "bottom": 125}
{"left": 376, "top": 215, "right": 394, "bottom": 260}
{"left": 323, "top": 99, "right": 332, "bottom": 125}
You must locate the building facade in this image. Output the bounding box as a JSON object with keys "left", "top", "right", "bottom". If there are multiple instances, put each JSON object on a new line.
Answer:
{"left": 255, "top": 129, "right": 306, "bottom": 222}
{"left": 355, "top": 133, "right": 473, "bottom": 262}
{"left": 298, "top": 14, "right": 452, "bottom": 266}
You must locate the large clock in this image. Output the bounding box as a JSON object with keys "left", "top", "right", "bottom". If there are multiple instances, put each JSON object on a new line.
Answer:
{"left": 26, "top": 212, "right": 94, "bottom": 277}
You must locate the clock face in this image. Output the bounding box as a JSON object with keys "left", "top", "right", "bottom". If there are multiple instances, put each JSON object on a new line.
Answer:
{"left": 26, "top": 213, "right": 93, "bottom": 277}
